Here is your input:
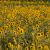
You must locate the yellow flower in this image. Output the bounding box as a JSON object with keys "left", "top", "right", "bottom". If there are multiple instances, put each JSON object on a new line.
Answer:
{"left": 0, "top": 30, "right": 3, "bottom": 36}
{"left": 8, "top": 42, "right": 12, "bottom": 48}
{"left": 30, "top": 43, "right": 35, "bottom": 50}
{"left": 36, "top": 32, "right": 44, "bottom": 40}
{"left": 17, "top": 44, "right": 22, "bottom": 50}
{"left": 38, "top": 44, "right": 43, "bottom": 50}
{"left": 12, "top": 12, "right": 16, "bottom": 18}
{"left": 25, "top": 46, "right": 28, "bottom": 50}
{"left": 3, "top": 25, "right": 8, "bottom": 30}
{"left": 11, "top": 44, "right": 13, "bottom": 50}
{"left": 36, "top": 24, "right": 39, "bottom": 28}
{"left": 17, "top": 27, "right": 24, "bottom": 34}
{"left": 44, "top": 45, "right": 49, "bottom": 50}
{"left": 32, "top": 26, "right": 36, "bottom": 30}
{"left": 13, "top": 37, "right": 16, "bottom": 44}
{"left": 13, "top": 30, "right": 18, "bottom": 36}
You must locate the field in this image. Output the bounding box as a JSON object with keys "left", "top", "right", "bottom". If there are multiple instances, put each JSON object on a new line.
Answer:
{"left": 0, "top": 1, "right": 50, "bottom": 50}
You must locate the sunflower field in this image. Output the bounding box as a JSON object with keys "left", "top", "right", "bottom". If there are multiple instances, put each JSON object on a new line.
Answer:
{"left": 0, "top": 0, "right": 50, "bottom": 50}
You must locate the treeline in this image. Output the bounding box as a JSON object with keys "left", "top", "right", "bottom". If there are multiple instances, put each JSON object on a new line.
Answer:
{"left": 20, "top": 0, "right": 50, "bottom": 2}
{"left": 0, "top": 0, "right": 50, "bottom": 2}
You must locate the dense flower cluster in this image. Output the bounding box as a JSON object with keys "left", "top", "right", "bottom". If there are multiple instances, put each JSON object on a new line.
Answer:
{"left": 0, "top": 1, "right": 50, "bottom": 50}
